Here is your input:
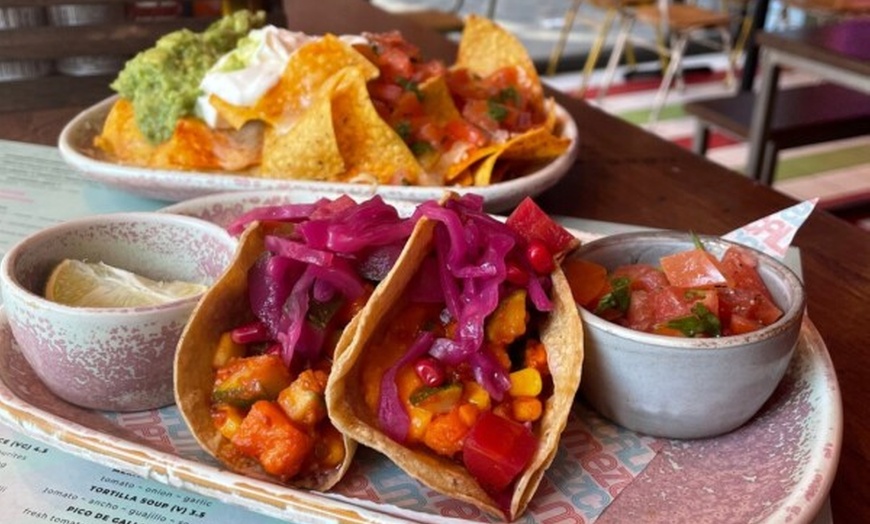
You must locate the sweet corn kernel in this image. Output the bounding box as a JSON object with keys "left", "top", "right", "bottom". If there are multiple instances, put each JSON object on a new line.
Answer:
{"left": 463, "top": 382, "right": 491, "bottom": 410}
{"left": 512, "top": 396, "right": 543, "bottom": 422}
{"left": 509, "top": 367, "right": 542, "bottom": 397}
{"left": 408, "top": 406, "right": 433, "bottom": 443}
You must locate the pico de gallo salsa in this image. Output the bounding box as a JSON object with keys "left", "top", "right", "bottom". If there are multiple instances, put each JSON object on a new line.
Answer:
{"left": 563, "top": 241, "right": 784, "bottom": 337}
{"left": 356, "top": 31, "right": 548, "bottom": 176}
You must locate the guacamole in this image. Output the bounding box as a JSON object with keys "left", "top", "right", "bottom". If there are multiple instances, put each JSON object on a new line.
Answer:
{"left": 111, "top": 10, "right": 266, "bottom": 144}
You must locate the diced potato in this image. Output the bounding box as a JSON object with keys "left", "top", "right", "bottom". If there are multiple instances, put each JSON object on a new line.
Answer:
{"left": 485, "top": 289, "right": 528, "bottom": 345}
{"left": 512, "top": 396, "right": 543, "bottom": 422}
{"left": 408, "top": 406, "right": 434, "bottom": 443}
{"left": 212, "top": 331, "right": 246, "bottom": 369}
{"left": 212, "top": 403, "right": 245, "bottom": 440}
{"left": 277, "top": 369, "right": 329, "bottom": 428}
{"left": 423, "top": 409, "right": 470, "bottom": 457}
{"left": 312, "top": 424, "right": 346, "bottom": 469}
{"left": 212, "top": 354, "right": 293, "bottom": 408}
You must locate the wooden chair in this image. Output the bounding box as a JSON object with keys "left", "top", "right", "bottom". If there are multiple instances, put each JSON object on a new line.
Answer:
{"left": 0, "top": 1, "right": 284, "bottom": 114}
{"left": 545, "top": 0, "right": 656, "bottom": 95}
{"left": 596, "top": 0, "right": 741, "bottom": 122}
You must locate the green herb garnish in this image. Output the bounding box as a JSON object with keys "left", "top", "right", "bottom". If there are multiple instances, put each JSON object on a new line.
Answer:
{"left": 487, "top": 99, "right": 509, "bottom": 122}
{"left": 595, "top": 276, "right": 631, "bottom": 314}
{"left": 394, "top": 120, "right": 412, "bottom": 141}
{"left": 397, "top": 77, "right": 422, "bottom": 101}
{"left": 665, "top": 303, "right": 722, "bottom": 337}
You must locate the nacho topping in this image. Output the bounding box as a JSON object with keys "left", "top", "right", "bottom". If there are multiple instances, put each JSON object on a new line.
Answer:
{"left": 111, "top": 10, "right": 266, "bottom": 143}
{"left": 96, "top": 13, "right": 570, "bottom": 187}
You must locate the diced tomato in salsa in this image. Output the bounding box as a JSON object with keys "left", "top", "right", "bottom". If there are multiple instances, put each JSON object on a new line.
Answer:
{"left": 563, "top": 243, "right": 783, "bottom": 337}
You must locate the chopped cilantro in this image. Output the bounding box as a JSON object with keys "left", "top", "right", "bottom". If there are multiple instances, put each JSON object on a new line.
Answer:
{"left": 397, "top": 77, "right": 422, "bottom": 101}
{"left": 496, "top": 86, "right": 520, "bottom": 105}
{"left": 665, "top": 303, "right": 722, "bottom": 337}
{"left": 411, "top": 141, "right": 435, "bottom": 156}
{"left": 394, "top": 120, "right": 412, "bottom": 141}
{"left": 595, "top": 276, "right": 631, "bottom": 314}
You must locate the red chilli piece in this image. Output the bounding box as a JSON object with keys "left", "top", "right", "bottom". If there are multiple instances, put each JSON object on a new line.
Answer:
{"left": 414, "top": 356, "right": 446, "bottom": 387}
{"left": 231, "top": 321, "right": 272, "bottom": 345}
{"left": 505, "top": 261, "right": 530, "bottom": 286}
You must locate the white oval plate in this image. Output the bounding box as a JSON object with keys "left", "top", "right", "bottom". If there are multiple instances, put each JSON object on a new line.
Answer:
{"left": 58, "top": 96, "right": 579, "bottom": 212}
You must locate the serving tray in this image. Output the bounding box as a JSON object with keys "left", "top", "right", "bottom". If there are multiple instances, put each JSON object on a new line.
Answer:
{"left": 0, "top": 306, "right": 841, "bottom": 523}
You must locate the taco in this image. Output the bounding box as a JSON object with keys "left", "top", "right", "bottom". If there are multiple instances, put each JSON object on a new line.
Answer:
{"left": 174, "top": 195, "right": 418, "bottom": 490}
{"left": 326, "top": 195, "right": 584, "bottom": 519}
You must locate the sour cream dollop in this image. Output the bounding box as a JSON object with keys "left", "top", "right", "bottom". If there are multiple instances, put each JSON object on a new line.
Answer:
{"left": 196, "top": 26, "right": 314, "bottom": 127}
{"left": 196, "top": 27, "right": 371, "bottom": 129}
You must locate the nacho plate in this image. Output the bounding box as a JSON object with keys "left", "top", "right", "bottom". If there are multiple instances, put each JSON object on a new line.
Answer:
{"left": 57, "top": 96, "right": 578, "bottom": 212}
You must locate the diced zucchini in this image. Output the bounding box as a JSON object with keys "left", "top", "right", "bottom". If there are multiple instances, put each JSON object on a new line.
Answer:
{"left": 212, "top": 354, "right": 293, "bottom": 408}
{"left": 410, "top": 382, "right": 463, "bottom": 414}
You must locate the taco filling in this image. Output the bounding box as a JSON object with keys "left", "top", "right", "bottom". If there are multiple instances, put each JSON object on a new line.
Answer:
{"left": 327, "top": 195, "right": 583, "bottom": 519}
{"left": 175, "top": 195, "right": 417, "bottom": 488}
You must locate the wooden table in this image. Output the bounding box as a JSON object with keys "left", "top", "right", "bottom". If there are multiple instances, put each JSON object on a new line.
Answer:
{"left": 1, "top": 0, "right": 868, "bottom": 521}
{"left": 746, "top": 20, "right": 870, "bottom": 183}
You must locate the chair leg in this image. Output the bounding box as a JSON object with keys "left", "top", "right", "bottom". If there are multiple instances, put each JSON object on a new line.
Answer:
{"left": 649, "top": 34, "right": 687, "bottom": 123}
{"left": 545, "top": 0, "right": 584, "bottom": 77}
{"left": 578, "top": 7, "right": 617, "bottom": 93}
{"left": 484, "top": 0, "right": 498, "bottom": 19}
{"left": 596, "top": 15, "right": 634, "bottom": 104}
{"left": 717, "top": 27, "right": 736, "bottom": 88}
{"left": 693, "top": 122, "right": 710, "bottom": 155}
{"left": 760, "top": 141, "right": 779, "bottom": 186}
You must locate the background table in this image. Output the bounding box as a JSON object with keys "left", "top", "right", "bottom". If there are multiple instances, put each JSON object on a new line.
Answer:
{"left": 746, "top": 19, "right": 870, "bottom": 182}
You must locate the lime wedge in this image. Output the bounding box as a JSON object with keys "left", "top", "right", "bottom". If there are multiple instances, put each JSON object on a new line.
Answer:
{"left": 44, "top": 259, "right": 207, "bottom": 308}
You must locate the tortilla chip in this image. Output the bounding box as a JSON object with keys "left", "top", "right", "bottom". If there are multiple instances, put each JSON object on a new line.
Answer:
{"left": 174, "top": 223, "right": 357, "bottom": 491}
{"left": 151, "top": 117, "right": 263, "bottom": 171}
{"left": 419, "top": 76, "right": 462, "bottom": 125}
{"left": 94, "top": 98, "right": 262, "bottom": 171}
{"left": 258, "top": 80, "right": 347, "bottom": 179}
{"left": 257, "top": 66, "right": 422, "bottom": 183}
{"left": 469, "top": 126, "right": 570, "bottom": 186}
{"left": 456, "top": 15, "right": 544, "bottom": 110}
{"left": 210, "top": 34, "right": 380, "bottom": 130}
{"left": 330, "top": 67, "right": 423, "bottom": 184}
{"left": 94, "top": 98, "right": 157, "bottom": 166}
{"left": 326, "top": 211, "right": 584, "bottom": 520}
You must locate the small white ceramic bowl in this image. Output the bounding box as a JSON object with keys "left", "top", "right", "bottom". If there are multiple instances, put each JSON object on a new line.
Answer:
{"left": 570, "top": 231, "right": 806, "bottom": 439}
{"left": 0, "top": 212, "right": 237, "bottom": 412}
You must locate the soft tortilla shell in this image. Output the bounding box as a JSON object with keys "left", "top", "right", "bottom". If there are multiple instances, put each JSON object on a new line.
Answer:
{"left": 174, "top": 222, "right": 357, "bottom": 491}
{"left": 327, "top": 217, "right": 584, "bottom": 519}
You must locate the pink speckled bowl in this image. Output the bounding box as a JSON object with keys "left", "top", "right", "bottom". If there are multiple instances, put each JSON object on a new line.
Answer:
{"left": 0, "top": 212, "right": 237, "bottom": 412}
